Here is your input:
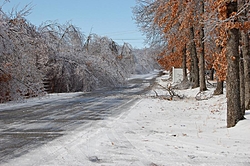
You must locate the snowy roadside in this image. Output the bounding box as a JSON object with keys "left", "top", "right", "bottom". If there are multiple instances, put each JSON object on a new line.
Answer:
{"left": 2, "top": 74, "right": 250, "bottom": 166}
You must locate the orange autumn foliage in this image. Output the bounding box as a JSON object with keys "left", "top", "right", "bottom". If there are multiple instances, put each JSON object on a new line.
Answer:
{"left": 154, "top": 0, "right": 193, "bottom": 70}
{"left": 158, "top": 50, "right": 183, "bottom": 71}
{"left": 154, "top": 0, "right": 250, "bottom": 80}
{"left": 209, "top": 0, "right": 250, "bottom": 81}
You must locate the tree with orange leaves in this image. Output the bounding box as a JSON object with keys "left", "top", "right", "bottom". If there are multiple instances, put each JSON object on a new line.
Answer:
{"left": 223, "top": 0, "right": 242, "bottom": 127}
{"left": 210, "top": 0, "right": 250, "bottom": 127}
{"left": 133, "top": 0, "right": 186, "bottom": 78}
{"left": 154, "top": 0, "right": 201, "bottom": 88}
{"left": 134, "top": 0, "right": 250, "bottom": 128}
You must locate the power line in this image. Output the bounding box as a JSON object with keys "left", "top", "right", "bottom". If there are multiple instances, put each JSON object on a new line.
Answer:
{"left": 101, "top": 30, "right": 139, "bottom": 36}
{"left": 113, "top": 38, "right": 144, "bottom": 40}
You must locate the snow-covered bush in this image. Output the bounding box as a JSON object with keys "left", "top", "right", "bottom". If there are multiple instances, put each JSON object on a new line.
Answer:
{"left": 0, "top": 7, "right": 159, "bottom": 102}
{"left": 0, "top": 9, "right": 48, "bottom": 102}
{"left": 133, "top": 48, "right": 160, "bottom": 74}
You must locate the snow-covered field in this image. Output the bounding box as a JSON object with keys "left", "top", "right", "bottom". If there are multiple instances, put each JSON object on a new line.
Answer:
{"left": 2, "top": 73, "right": 250, "bottom": 166}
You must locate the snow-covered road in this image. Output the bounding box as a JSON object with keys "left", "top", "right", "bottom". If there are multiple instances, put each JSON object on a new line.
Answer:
{"left": 0, "top": 71, "right": 160, "bottom": 164}
{"left": 1, "top": 72, "right": 250, "bottom": 166}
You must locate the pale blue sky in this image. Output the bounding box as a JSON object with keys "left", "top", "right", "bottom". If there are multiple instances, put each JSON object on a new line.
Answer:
{"left": 2, "top": 0, "right": 146, "bottom": 48}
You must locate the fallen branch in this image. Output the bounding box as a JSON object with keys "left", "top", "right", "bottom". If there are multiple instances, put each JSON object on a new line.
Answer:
{"left": 153, "top": 90, "right": 159, "bottom": 97}
{"left": 157, "top": 83, "right": 184, "bottom": 99}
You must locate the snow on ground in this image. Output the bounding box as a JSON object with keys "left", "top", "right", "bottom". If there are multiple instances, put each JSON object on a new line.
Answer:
{"left": 128, "top": 69, "right": 160, "bottom": 80}
{"left": 2, "top": 73, "right": 250, "bottom": 166}
{"left": 0, "top": 92, "right": 85, "bottom": 111}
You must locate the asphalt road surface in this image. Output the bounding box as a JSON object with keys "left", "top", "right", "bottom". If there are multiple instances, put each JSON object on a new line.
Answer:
{"left": 0, "top": 73, "right": 159, "bottom": 164}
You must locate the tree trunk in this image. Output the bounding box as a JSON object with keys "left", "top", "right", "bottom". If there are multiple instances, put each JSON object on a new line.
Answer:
{"left": 182, "top": 45, "right": 188, "bottom": 82}
{"left": 199, "top": 28, "right": 207, "bottom": 92}
{"left": 189, "top": 27, "right": 199, "bottom": 88}
{"left": 243, "top": 31, "right": 250, "bottom": 110}
{"left": 209, "top": 68, "right": 214, "bottom": 80}
{"left": 226, "top": 1, "right": 241, "bottom": 128}
{"left": 239, "top": 0, "right": 250, "bottom": 110}
{"left": 199, "top": 1, "right": 207, "bottom": 92}
{"left": 214, "top": 80, "right": 223, "bottom": 95}
{"left": 239, "top": 47, "right": 245, "bottom": 116}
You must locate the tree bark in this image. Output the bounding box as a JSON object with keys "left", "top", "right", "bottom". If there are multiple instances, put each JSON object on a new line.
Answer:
{"left": 214, "top": 80, "right": 224, "bottom": 95}
{"left": 239, "top": 47, "right": 245, "bottom": 116}
{"left": 189, "top": 27, "right": 199, "bottom": 88}
{"left": 182, "top": 45, "right": 188, "bottom": 82}
{"left": 209, "top": 68, "right": 214, "bottom": 80}
{"left": 198, "top": 1, "right": 207, "bottom": 92}
{"left": 242, "top": 31, "right": 250, "bottom": 110}
{"left": 213, "top": 32, "right": 224, "bottom": 95}
{"left": 226, "top": 1, "right": 241, "bottom": 128}
{"left": 239, "top": 0, "right": 250, "bottom": 110}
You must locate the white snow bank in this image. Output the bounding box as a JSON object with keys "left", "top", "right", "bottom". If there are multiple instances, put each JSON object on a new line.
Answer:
{"left": 2, "top": 74, "right": 250, "bottom": 166}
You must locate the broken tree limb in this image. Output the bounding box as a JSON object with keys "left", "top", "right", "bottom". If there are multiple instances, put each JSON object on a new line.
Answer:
{"left": 157, "top": 83, "right": 184, "bottom": 99}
